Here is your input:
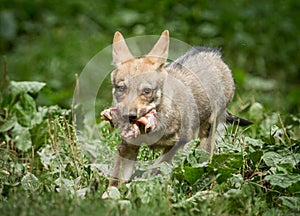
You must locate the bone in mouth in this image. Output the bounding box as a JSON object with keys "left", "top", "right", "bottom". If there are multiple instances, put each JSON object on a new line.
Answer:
{"left": 101, "top": 108, "right": 157, "bottom": 139}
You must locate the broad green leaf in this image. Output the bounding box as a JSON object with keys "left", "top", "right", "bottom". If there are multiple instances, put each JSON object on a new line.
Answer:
{"left": 245, "top": 137, "right": 264, "bottom": 148}
{"left": 12, "top": 123, "right": 32, "bottom": 151}
{"left": 279, "top": 196, "right": 300, "bottom": 211}
{"left": 212, "top": 153, "right": 243, "bottom": 170}
{"left": 265, "top": 174, "right": 300, "bottom": 188}
{"left": 183, "top": 166, "right": 205, "bottom": 185}
{"left": 21, "top": 172, "right": 39, "bottom": 191}
{"left": 249, "top": 150, "right": 263, "bottom": 165}
{"left": 211, "top": 153, "right": 243, "bottom": 183}
{"left": 193, "top": 149, "right": 210, "bottom": 165}
{"left": 0, "top": 116, "right": 17, "bottom": 132}
{"left": 262, "top": 152, "right": 282, "bottom": 167}
{"left": 228, "top": 174, "right": 243, "bottom": 189}
{"left": 106, "top": 186, "right": 120, "bottom": 200}
{"left": 10, "top": 81, "right": 46, "bottom": 95}
{"left": 263, "top": 152, "right": 300, "bottom": 169}
{"left": 14, "top": 93, "right": 36, "bottom": 127}
{"left": 294, "top": 153, "right": 300, "bottom": 164}
{"left": 280, "top": 153, "right": 300, "bottom": 168}
{"left": 276, "top": 163, "right": 294, "bottom": 174}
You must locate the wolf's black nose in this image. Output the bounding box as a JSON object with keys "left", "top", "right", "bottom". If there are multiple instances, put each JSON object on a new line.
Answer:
{"left": 122, "top": 112, "right": 138, "bottom": 122}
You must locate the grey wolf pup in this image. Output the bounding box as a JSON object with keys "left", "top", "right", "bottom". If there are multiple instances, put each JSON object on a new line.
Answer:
{"left": 101, "top": 30, "right": 252, "bottom": 195}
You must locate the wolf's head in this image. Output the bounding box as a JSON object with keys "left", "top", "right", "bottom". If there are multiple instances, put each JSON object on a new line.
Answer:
{"left": 111, "top": 30, "right": 169, "bottom": 123}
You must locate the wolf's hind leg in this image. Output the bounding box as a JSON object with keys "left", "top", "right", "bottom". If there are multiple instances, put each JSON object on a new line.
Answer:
{"left": 153, "top": 138, "right": 188, "bottom": 166}
{"left": 198, "top": 119, "right": 218, "bottom": 153}
{"left": 198, "top": 121, "right": 213, "bottom": 152}
{"left": 153, "top": 146, "right": 174, "bottom": 165}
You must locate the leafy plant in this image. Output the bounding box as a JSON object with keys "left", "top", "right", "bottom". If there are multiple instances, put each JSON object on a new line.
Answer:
{"left": 0, "top": 0, "right": 299, "bottom": 214}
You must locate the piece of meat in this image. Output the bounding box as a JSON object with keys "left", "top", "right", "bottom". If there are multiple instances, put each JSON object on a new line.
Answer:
{"left": 100, "top": 107, "right": 158, "bottom": 139}
{"left": 100, "top": 107, "right": 119, "bottom": 129}
{"left": 121, "top": 123, "right": 140, "bottom": 139}
{"left": 136, "top": 109, "right": 157, "bottom": 133}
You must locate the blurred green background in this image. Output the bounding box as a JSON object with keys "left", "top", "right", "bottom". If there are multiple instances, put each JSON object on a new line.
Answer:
{"left": 1, "top": 0, "right": 299, "bottom": 113}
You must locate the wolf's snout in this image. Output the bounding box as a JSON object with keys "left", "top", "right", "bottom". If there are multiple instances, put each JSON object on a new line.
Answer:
{"left": 122, "top": 112, "right": 138, "bottom": 122}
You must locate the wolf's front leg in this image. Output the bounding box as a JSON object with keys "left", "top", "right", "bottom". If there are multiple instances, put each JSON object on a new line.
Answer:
{"left": 102, "top": 141, "right": 139, "bottom": 199}
{"left": 109, "top": 141, "right": 140, "bottom": 186}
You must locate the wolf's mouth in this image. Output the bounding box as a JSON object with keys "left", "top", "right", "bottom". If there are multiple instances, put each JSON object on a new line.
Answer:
{"left": 135, "top": 109, "right": 157, "bottom": 133}
{"left": 101, "top": 108, "right": 158, "bottom": 139}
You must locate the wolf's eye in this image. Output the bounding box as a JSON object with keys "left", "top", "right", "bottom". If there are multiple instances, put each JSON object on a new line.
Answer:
{"left": 116, "top": 85, "right": 126, "bottom": 92}
{"left": 142, "top": 88, "right": 152, "bottom": 95}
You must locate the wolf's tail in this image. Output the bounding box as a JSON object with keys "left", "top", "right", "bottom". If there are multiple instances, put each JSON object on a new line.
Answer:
{"left": 225, "top": 111, "right": 253, "bottom": 126}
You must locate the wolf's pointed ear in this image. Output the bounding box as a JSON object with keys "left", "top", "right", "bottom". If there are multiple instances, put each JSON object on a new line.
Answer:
{"left": 146, "top": 30, "right": 169, "bottom": 67}
{"left": 112, "top": 31, "right": 135, "bottom": 66}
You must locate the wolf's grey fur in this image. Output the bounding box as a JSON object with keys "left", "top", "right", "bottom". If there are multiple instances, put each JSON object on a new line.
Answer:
{"left": 103, "top": 30, "right": 252, "bottom": 195}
